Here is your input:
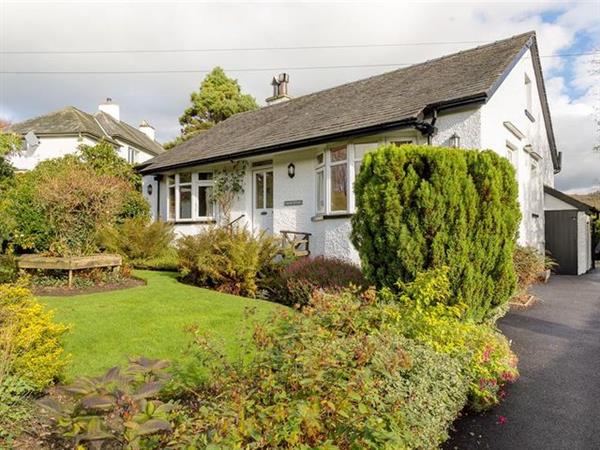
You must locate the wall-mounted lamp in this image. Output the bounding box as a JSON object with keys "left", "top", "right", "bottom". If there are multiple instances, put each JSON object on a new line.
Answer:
{"left": 450, "top": 132, "right": 461, "bottom": 148}
{"left": 146, "top": 184, "right": 153, "bottom": 195}
{"left": 287, "top": 163, "right": 296, "bottom": 178}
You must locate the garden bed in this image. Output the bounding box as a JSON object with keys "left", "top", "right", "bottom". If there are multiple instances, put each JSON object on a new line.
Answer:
{"left": 32, "top": 276, "right": 146, "bottom": 297}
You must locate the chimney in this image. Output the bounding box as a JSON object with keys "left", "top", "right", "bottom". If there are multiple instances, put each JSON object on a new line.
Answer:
{"left": 266, "top": 73, "right": 291, "bottom": 105}
{"left": 139, "top": 120, "right": 156, "bottom": 141}
{"left": 98, "top": 97, "right": 120, "bottom": 121}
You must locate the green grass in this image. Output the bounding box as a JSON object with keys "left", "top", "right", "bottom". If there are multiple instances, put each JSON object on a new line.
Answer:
{"left": 39, "top": 270, "right": 281, "bottom": 379}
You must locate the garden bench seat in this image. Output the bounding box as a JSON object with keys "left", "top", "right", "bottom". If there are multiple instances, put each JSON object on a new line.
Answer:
{"left": 280, "top": 230, "right": 311, "bottom": 257}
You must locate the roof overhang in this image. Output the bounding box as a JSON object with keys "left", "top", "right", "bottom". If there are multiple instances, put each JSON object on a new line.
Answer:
{"left": 544, "top": 185, "right": 598, "bottom": 214}
{"left": 138, "top": 117, "right": 419, "bottom": 174}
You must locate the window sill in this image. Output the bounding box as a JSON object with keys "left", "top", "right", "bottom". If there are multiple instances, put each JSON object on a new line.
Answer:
{"left": 524, "top": 109, "right": 535, "bottom": 122}
{"left": 167, "top": 219, "right": 217, "bottom": 225}
{"left": 311, "top": 213, "right": 354, "bottom": 222}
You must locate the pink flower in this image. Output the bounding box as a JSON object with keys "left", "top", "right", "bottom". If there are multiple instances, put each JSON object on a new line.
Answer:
{"left": 497, "top": 415, "right": 507, "bottom": 425}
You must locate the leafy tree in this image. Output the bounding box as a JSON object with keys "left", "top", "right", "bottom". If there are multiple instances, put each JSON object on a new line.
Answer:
{"left": 351, "top": 144, "right": 520, "bottom": 322}
{"left": 0, "top": 123, "right": 20, "bottom": 186}
{"left": 166, "top": 67, "right": 258, "bottom": 148}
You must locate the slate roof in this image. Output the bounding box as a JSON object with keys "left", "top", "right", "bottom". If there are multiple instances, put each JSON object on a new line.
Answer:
{"left": 140, "top": 31, "right": 558, "bottom": 174}
{"left": 9, "top": 106, "right": 164, "bottom": 156}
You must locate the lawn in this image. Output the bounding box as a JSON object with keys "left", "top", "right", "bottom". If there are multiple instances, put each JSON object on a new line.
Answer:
{"left": 39, "top": 270, "right": 282, "bottom": 379}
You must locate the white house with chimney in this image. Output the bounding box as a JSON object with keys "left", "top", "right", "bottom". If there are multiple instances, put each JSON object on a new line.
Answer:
{"left": 7, "top": 99, "right": 164, "bottom": 171}
{"left": 139, "top": 33, "right": 563, "bottom": 264}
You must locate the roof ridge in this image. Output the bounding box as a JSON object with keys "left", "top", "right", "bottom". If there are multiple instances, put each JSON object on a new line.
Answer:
{"left": 253, "top": 31, "right": 536, "bottom": 114}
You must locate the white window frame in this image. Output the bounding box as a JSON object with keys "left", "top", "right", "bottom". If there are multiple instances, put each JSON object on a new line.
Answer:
{"left": 327, "top": 145, "right": 350, "bottom": 214}
{"left": 167, "top": 171, "right": 215, "bottom": 222}
{"left": 315, "top": 153, "right": 325, "bottom": 214}
{"left": 195, "top": 172, "right": 215, "bottom": 220}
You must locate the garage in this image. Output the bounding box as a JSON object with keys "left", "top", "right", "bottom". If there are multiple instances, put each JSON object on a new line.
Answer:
{"left": 544, "top": 186, "right": 597, "bottom": 275}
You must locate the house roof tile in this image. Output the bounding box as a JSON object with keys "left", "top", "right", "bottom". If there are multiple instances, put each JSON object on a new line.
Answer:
{"left": 140, "top": 31, "right": 557, "bottom": 174}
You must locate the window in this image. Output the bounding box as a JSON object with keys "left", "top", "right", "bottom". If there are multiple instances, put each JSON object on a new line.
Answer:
{"left": 167, "top": 171, "right": 215, "bottom": 221}
{"left": 197, "top": 172, "right": 214, "bottom": 218}
{"left": 178, "top": 173, "right": 192, "bottom": 220}
{"left": 506, "top": 141, "right": 517, "bottom": 168}
{"left": 329, "top": 146, "right": 348, "bottom": 212}
{"left": 525, "top": 74, "right": 532, "bottom": 113}
{"left": 354, "top": 143, "right": 380, "bottom": 176}
{"left": 316, "top": 153, "right": 325, "bottom": 213}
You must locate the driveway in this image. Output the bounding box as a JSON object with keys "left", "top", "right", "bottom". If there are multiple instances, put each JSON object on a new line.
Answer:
{"left": 445, "top": 270, "right": 600, "bottom": 450}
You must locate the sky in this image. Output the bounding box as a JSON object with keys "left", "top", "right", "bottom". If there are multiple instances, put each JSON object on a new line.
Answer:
{"left": 0, "top": 0, "right": 598, "bottom": 192}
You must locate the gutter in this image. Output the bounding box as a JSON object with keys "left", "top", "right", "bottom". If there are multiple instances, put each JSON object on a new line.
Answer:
{"left": 138, "top": 92, "right": 492, "bottom": 175}
{"left": 138, "top": 117, "right": 419, "bottom": 174}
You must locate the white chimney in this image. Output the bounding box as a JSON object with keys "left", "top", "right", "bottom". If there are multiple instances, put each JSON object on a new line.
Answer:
{"left": 139, "top": 120, "right": 156, "bottom": 141}
{"left": 266, "top": 73, "right": 291, "bottom": 105}
{"left": 98, "top": 97, "right": 120, "bottom": 121}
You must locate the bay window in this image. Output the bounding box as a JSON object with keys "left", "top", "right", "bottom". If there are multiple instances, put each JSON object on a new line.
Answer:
{"left": 167, "top": 171, "right": 215, "bottom": 221}
{"left": 315, "top": 142, "right": 381, "bottom": 215}
{"left": 329, "top": 146, "right": 348, "bottom": 212}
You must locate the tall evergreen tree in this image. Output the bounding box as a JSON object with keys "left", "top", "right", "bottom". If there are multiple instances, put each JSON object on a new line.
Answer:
{"left": 166, "top": 67, "right": 258, "bottom": 149}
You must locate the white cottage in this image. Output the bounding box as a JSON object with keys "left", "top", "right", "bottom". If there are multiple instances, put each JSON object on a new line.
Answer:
{"left": 139, "top": 32, "right": 560, "bottom": 264}
{"left": 8, "top": 99, "right": 164, "bottom": 170}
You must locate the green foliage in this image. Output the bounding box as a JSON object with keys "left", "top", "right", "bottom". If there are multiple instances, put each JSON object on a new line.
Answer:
{"left": 171, "top": 291, "right": 468, "bottom": 449}
{"left": 269, "top": 255, "right": 367, "bottom": 308}
{"left": 99, "top": 218, "right": 175, "bottom": 262}
{"left": 0, "top": 283, "right": 69, "bottom": 390}
{"left": 380, "top": 267, "right": 519, "bottom": 411}
{"left": 177, "top": 226, "right": 281, "bottom": 297}
{"left": 351, "top": 144, "right": 520, "bottom": 322}
{"left": 0, "top": 129, "right": 21, "bottom": 158}
{"left": 211, "top": 161, "right": 247, "bottom": 224}
{"left": 1, "top": 143, "right": 148, "bottom": 256}
{"left": 38, "top": 358, "right": 175, "bottom": 449}
{"left": 0, "top": 253, "right": 18, "bottom": 284}
{"left": 172, "top": 67, "right": 258, "bottom": 145}
{"left": 0, "top": 375, "right": 35, "bottom": 442}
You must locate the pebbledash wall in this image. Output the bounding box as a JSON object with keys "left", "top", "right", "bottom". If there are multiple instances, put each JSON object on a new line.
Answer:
{"left": 9, "top": 135, "right": 155, "bottom": 171}
{"left": 143, "top": 47, "right": 554, "bottom": 262}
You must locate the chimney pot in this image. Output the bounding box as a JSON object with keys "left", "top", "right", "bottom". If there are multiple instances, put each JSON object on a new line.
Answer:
{"left": 139, "top": 120, "right": 156, "bottom": 141}
{"left": 266, "top": 73, "right": 291, "bottom": 106}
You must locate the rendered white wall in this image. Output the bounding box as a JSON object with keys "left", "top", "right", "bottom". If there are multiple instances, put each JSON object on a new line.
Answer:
{"left": 480, "top": 48, "right": 553, "bottom": 252}
{"left": 543, "top": 192, "right": 576, "bottom": 211}
{"left": 431, "top": 108, "right": 482, "bottom": 149}
{"left": 10, "top": 135, "right": 155, "bottom": 170}
{"left": 577, "top": 211, "right": 592, "bottom": 275}
{"left": 9, "top": 135, "right": 98, "bottom": 171}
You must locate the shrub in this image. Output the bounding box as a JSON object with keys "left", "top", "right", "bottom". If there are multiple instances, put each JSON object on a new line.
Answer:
{"left": 513, "top": 245, "right": 546, "bottom": 297}
{"left": 172, "top": 290, "right": 468, "bottom": 449}
{"left": 129, "top": 248, "right": 179, "bottom": 272}
{"left": 269, "top": 255, "right": 367, "bottom": 307}
{"left": 0, "top": 253, "right": 17, "bottom": 284}
{"left": 351, "top": 144, "right": 520, "bottom": 322}
{"left": 38, "top": 358, "right": 175, "bottom": 449}
{"left": 380, "top": 267, "right": 519, "bottom": 411}
{"left": 98, "top": 218, "right": 175, "bottom": 262}
{"left": 0, "top": 283, "right": 69, "bottom": 390}
{"left": 0, "top": 375, "right": 34, "bottom": 441}
{"left": 1, "top": 143, "right": 148, "bottom": 256}
{"left": 177, "top": 227, "right": 281, "bottom": 297}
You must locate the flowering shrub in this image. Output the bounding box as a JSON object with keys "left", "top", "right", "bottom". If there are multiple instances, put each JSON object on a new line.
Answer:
{"left": 170, "top": 290, "right": 468, "bottom": 448}
{"left": 268, "top": 255, "right": 367, "bottom": 307}
{"left": 380, "top": 267, "right": 519, "bottom": 411}
{"left": 513, "top": 245, "right": 546, "bottom": 298}
{"left": 0, "top": 282, "right": 69, "bottom": 390}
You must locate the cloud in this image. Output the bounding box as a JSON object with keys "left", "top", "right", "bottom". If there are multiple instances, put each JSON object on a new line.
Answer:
{"left": 0, "top": 0, "right": 598, "bottom": 189}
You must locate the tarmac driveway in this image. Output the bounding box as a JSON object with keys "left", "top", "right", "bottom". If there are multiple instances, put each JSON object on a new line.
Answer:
{"left": 445, "top": 270, "right": 600, "bottom": 450}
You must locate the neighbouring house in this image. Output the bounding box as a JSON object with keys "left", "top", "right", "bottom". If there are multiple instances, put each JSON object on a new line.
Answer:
{"left": 7, "top": 99, "right": 164, "bottom": 170}
{"left": 544, "top": 186, "right": 596, "bottom": 275}
{"left": 138, "top": 31, "right": 560, "bottom": 264}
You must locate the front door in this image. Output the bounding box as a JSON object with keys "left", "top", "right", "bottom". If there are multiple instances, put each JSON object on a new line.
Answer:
{"left": 253, "top": 169, "right": 273, "bottom": 233}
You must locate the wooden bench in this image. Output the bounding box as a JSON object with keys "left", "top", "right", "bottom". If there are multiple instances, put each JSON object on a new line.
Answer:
{"left": 17, "top": 254, "right": 123, "bottom": 287}
{"left": 280, "top": 230, "right": 311, "bottom": 257}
